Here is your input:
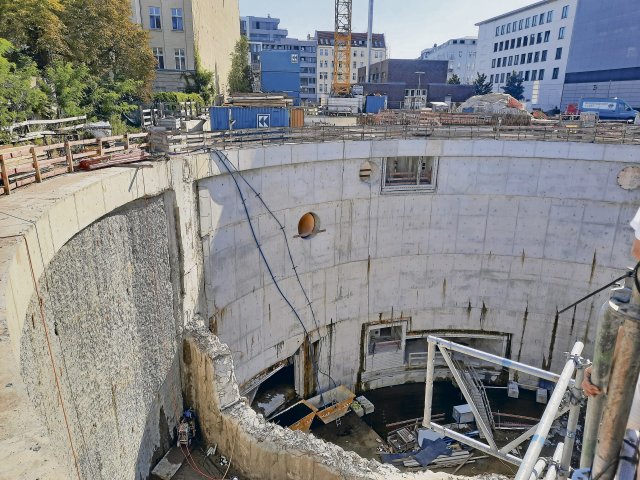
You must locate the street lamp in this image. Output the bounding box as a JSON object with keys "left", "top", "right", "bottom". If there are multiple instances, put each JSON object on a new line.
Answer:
{"left": 415, "top": 71, "right": 425, "bottom": 109}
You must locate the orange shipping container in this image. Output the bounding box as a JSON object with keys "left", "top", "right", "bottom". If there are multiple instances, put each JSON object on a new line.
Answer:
{"left": 290, "top": 107, "right": 305, "bottom": 128}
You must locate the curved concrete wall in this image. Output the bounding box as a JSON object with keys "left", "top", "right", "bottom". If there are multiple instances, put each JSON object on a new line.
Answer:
{"left": 198, "top": 140, "right": 640, "bottom": 392}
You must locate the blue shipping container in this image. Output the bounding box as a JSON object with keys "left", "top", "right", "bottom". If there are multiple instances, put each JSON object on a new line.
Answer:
{"left": 260, "top": 51, "right": 301, "bottom": 73}
{"left": 210, "top": 107, "right": 290, "bottom": 131}
{"left": 365, "top": 95, "right": 387, "bottom": 114}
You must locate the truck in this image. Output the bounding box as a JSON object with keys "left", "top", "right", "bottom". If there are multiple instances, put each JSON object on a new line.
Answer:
{"left": 578, "top": 97, "right": 639, "bottom": 122}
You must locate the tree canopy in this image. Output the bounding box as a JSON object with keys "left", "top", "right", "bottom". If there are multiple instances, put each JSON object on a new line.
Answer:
{"left": 227, "top": 36, "right": 253, "bottom": 94}
{"left": 501, "top": 71, "right": 525, "bottom": 100}
{"left": 472, "top": 72, "right": 493, "bottom": 95}
{"left": 0, "top": 0, "right": 156, "bottom": 135}
{"left": 447, "top": 74, "right": 461, "bottom": 85}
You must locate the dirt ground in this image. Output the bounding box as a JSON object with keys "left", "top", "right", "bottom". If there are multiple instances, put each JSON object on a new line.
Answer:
{"left": 312, "top": 411, "right": 387, "bottom": 460}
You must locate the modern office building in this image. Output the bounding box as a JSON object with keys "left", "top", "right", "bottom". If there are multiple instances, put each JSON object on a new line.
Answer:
{"left": 241, "top": 16, "right": 317, "bottom": 104}
{"left": 561, "top": 0, "right": 640, "bottom": 109}
{"left": 130, "top": 0, "right": 240, "bottom": 93}
{"left": 315, "top": 31, "right": 387, "bottom": 100}
{"left": 476, "top": 0, "right": 578, "bottom": 111}
{"left": 420, "top": 37, "right": 478, "bottom": 84}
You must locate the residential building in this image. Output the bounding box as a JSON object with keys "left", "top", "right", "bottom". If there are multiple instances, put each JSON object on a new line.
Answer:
{"left": 356, "top": 59, "right": 471, "bottom": 109}
{"left": 475, "top": 0, "right": 578, "bottom": 111}
{"left": 420, "top": 37, "right": 478, "bottom": 84}
{"left": 241, "top": 16, "right": 317, "bottom": 104}
{"left": 316, "top": 31, "right": 387, "bottom": 101}
{"left": 130, "top": 0, "right": 240, "bottom": 93}
{"left": 561, "top": 0, "right": 640, "bottom": 109}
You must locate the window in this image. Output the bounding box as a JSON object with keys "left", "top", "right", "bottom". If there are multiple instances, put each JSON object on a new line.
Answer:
{"left": 541, "top": 50, "right": 547, "bottom": 61}
{"left": 494, "top": 43, "right": 498, "bottom": 52}
{"left": 530, "top": 34, "right": 535, "bottom": 44}
{"left": 499, "top": 41, "right": 504, "bottom": 51}
{"left": 517, "top": 37, "right": 522, "bottom": 47}
{"left": 523, "top": 36, "right": 528, "bottom": 46}
{"left": 500, "top": 72, "right": 505, "bottom": 83}
{"left": 562, "top": 5, "right": 569, "bottom": 18}
{"left": 510, "top": 39, "right": 516, "bottom": 49}
{"left": 534, "top": 51, "right": 540, "bottom": 62}
{"left": 507, "top": 23, "right": 511, "bottom": 33}
{"left": 525, "top": 70, "right": 530, "bottom": 81}
{"left": 503, "top": 56, "right": 507, "bottom": 65}
{"left": 506, "top": 72, "right": 511, "bottom": 81}
{"left": 544, "top": 31, "right": 550, "bottom": 42}
{"left": 152, "top": 47, "right": 164, "bottom": 69}
{"left": 497, "top": 58, "right": 501, "bottom": 67}
{"left": 525, "top": 17, "right": 530, "bottom": 28}
{"left": 521, "top": 53, "right": 526, "bottom": 64}
{"left": 492, "top": 59, "right": 496, "bottom": 68}
{"left": 552, "top": 67, "right": 560, "bottom": 79}
{"left": 489, "top": 74, "right": 494, "bottom": 83}
{"left": 537, "top": 32, "right": 543, "bottom": 43}
{"left": 383, "top": 156, "right": 437, "bottom": 192}
{"left": 532, "top": 15, "right": 538, "bottom": 27}
{"left": 508, "top": 55, "right": 513, "bottom": 66}
{"left": 559, "top": 27, "right": 566, "bottom": 39}
{"left": 519, "top": 19, "right": 523, "bottom": 30}
{"left": 504, "top": 41, "right": 509, "bottom": 51}
{"left": 532, "top": 70, "right": 537, "bottom": 81}
{"left": 538, "top": 69, "right": 545, "bottom": 80}
{"left": 175, "top": 48, "right": 186, "bottom": 70}
{"left": 149, "top": 6, "right": 161, "bottom": 29}
{"left": 496, "top": 26, "right": 500, "bottom": 36}
{"left": 539, "top": 13, "right": 545, "bottom": 25}
{"left": 527, "top": 52, "right": 533, "bottom": 63}
{"left": 555, "top": 47, "right": 563, "bottom": 59}
{"left": 171, "top": 8, "right": 183, "bottom": 30}
{"left": 547, "top": 11, "right": 553, "bottom": 22}
{"left": 501, "top": 25, "right": 505, "bottom": 35}
{"left": 514, "top": 55, "right": 519, "bottom": 66}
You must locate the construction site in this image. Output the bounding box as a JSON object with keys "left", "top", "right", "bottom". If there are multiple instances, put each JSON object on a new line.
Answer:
{"left": 3, "top": 1, "right": 640, "bottom": 480}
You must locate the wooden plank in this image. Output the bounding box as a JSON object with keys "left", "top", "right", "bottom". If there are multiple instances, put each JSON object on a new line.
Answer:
{"left": 67, "top": 138, "right": 98, "bottom": 147}
{"left": 0, "top": 156, "right": 10, "bottom": 195}
{"left": 64, "top": 140, "right": 74, "bottom": 173}
{"left": 30, "top": 147, "right": 42, "bottom": 183}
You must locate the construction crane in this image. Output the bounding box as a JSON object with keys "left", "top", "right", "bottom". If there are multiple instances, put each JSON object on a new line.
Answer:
{"left": 331, "top": 0, "right": 353, "bottom": 96}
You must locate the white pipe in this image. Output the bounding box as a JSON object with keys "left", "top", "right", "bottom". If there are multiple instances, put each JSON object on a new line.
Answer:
{"left": 428, "top": 336, "right": 570, "bottom": 385}
{"left": 422, "top": 339, "right": 435, "bottom": 427}
{"left": 500, "top": 406, "right": 570, "bottom": 455}
{"left": 430, "top": 421, "right": 521, "bottom": 465}
{"left": 514, "top": 342, "right": 584, "bottom": 480}
{"left": 530, "top": 458, "right": 549, "bottom": 480}
{"left": 559, "top": 369, "right": 584, "bottom": 478}
{"left": 365, "top": 0, "right": 374, "bottom": 82}
{"left": 545, "top": 443, "right": 565, "bottom": 480}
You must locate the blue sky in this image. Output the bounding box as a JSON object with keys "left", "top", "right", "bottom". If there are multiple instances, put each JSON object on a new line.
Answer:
{"left": 240, "top": 0, "right": 535, "bottom": 58}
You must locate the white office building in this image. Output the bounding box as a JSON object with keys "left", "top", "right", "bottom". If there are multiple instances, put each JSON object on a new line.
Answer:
{"left": 421, "top": 37, "right": 477, "bottom": 85}
{"left": 476, "top": 0, "right": 578, "bottom": 111}
{"left": 315, "top": 31, "right": 387, "bottom": 101}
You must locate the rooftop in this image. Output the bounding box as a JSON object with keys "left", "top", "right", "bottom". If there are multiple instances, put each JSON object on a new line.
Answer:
{"left": 316, "top": 31, "right": 386, "bottom": 48}
{"left": 475, "top": 0, "right": 556, "bottom": 26}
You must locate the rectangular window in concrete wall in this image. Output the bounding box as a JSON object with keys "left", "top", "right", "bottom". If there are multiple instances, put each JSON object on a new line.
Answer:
{"left": 556, "top": 47, "right": 563, "bottom": 60}
{"left": 382, "top": 156, "right": 438, "bottom": 193}
{"left": 562, "top": 5, "right": 569, "bottom": 19}
{"left": 547, "top": 11, "right": 553, "bottom": 23}
{"left": 525, "top": 17, "right": 530, "bottom": 28}
{"left": 539, "top": 69, "right": 545, "bottom": 80}
{"left": 559, "top": 27, "right": 566, "bottom": 39}
{"left": 519, "top": 19, "right": 523, "bottom": 30}
{"left": 171, "top": 8, "right": 183, "bottom": 31}
{"left": 149, "top": 6, "right": 161, "bottom": 29}
{"left": 542, "top": 50, "right": 547, "bottom": 61}
{"left": 544, "top": 31, "right": 550, "bottom": 42}
{"left": 552, "top": 67, "right": 560, "bottom": 79}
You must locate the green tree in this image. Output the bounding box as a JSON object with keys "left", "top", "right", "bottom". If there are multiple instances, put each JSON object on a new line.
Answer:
{"left": 0, "top": 39, "right": 49, "bottom": 140}
{"left": 183, "top": 52, "right": 217, "bottom": 104}
{"left": 42, "top": 61, "right": 91, "bottom": 117}
{"left": 501, "top": 71, "right": 525, "bottom": 100}
{"left": 0, "top": 0, "right": 67, "bottom": 69}
{"left": 447, "top": 74, "right": 461, "bottom": 85}
{"left": 227, "top": 36, "right": 252, "bottom": 94}
{"left": 472, "top": 72, "right": 493, "bottom": 95}
{"left": 61, "top": 0, "right": 156, "bottom": 99}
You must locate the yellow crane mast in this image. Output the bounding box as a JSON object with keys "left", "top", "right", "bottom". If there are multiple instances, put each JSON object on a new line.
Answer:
{"left": 332, "top": 0, "right": 353, "bottom": 96}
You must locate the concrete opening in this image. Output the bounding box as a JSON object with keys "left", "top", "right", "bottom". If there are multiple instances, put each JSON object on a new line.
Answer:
{"left": 297, "top": 212, "right": 319, "bottom": 238}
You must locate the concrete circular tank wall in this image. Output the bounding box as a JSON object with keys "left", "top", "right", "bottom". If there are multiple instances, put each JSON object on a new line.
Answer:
{"left": 198, "top": 139, "right": 640, "bottom": 395}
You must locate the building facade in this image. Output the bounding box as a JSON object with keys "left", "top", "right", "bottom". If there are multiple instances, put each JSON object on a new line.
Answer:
{"left": 316, "top": 31, "right": 387, "bottom": 101}
{"left": 561, "top": 0, "right": 640, "bottom": 109}
{"left": 476, "top": 0, "right": 578, "bottom": 111}
{"left": 241, "top": 16, "right": 317, "bottom": 104}
{"left": 130, "top": 0, "right": 240, "bottom": 94}
{"left": 421, "top": 37, "right": 478, "bottom": 84}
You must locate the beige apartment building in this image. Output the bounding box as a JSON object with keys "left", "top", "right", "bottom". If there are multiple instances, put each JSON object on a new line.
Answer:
{"left": 130, "top": 0, "right": 240, "bottom": 94}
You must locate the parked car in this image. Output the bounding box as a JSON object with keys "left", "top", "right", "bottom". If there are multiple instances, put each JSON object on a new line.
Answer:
{"left": 579, "top": 97, "right": 639, "bottom": 122}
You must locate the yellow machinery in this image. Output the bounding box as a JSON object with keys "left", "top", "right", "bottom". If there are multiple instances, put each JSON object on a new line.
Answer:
{"left": 331, "top": 0, "right": 353, "bottom": 96}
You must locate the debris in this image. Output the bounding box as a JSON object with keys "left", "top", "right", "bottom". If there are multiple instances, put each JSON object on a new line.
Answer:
{"left": 29, "top": 443, "right": 41, "bottom": 452}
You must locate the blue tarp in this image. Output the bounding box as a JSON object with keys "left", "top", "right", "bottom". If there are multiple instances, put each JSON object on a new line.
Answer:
{"left": 380, "top": 437, "right": 452, "bottom": 466}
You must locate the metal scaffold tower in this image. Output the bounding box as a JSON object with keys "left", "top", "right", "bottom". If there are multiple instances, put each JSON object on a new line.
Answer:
{"left": 332, "top": 0, "right": 353, "bottom": 96}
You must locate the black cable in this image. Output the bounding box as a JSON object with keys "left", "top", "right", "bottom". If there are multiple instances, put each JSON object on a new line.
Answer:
{"left": 213, "top": 150, "right": 338, "bottom": 392}
{"left": 557, "top": 271, "right": 633, "bottom": 315}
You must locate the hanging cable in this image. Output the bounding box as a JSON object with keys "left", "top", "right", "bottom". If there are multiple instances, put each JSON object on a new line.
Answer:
{"left": 557, "top": 270, "right": 633, "bottom": 315}
{"left": 212, "top": 150, "right": 338, "bottom": 392}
